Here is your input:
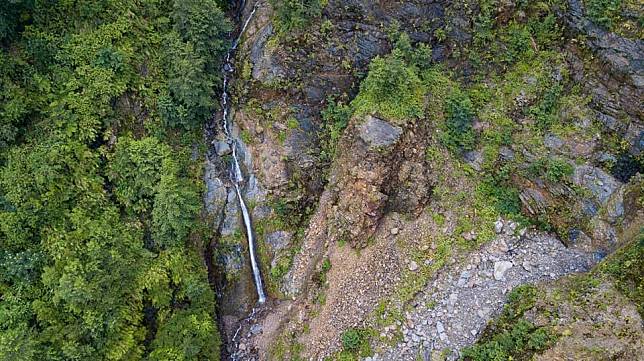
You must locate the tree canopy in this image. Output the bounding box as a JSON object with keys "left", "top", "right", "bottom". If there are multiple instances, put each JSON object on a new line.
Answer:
{"left": 0, "top": 1, "right": 227, "bottom": 359}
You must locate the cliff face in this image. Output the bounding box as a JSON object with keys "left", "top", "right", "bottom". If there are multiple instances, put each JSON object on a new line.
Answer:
{"left": 210, "top": 1, "right": 643, "bottom": 359}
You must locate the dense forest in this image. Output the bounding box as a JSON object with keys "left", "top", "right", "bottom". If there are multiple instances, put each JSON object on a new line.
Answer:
{"left": 1, "top": 1, "right": 230, "bottom": 359}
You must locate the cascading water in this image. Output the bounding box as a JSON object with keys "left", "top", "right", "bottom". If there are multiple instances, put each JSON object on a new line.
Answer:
{"left": 215, "top": 1, "right": 266, "bottom": 305}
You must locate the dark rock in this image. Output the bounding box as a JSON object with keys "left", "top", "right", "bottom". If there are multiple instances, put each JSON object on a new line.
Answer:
{"left": 464, "top": 151, "right": 483, "bottom": 171}
{"left": 573, "top": 165, "right": 621, "bottom": 204}
{"left": 544, "top": 133, "right": 564, "bottom": 150}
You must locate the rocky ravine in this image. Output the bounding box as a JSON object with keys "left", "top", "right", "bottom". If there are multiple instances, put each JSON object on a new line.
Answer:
{"left": 377, "top": 222, "right": 597, "bottom": 360}
{"left": 211, "top": 0, "right": 643, "bottom": 360}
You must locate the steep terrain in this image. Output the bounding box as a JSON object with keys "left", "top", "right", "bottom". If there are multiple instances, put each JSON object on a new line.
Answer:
{"left": 210, "top": 0, "right": 643, "bottom": 360}
{"left": 1, "top": 1, "right": 641, "bottom": 361}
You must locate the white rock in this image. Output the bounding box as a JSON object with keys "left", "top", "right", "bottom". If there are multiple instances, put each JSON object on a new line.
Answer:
{"left": 391, "top": 227, "right": 399, "bottom": 235}
{"left": 409, "top": 260, "right": 419, "bottom": 272}
{"left": 494, "top": 220, "right": 504, "bottom": 234}
{"left": 436, "top": 321, "right": 445, "bottom": 333}
{"left": 494, "top": 261, "right": 513, "bottom": 280}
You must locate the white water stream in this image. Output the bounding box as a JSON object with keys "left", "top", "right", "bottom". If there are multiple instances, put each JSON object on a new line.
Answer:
{"left": 215, "top": 2, "right": 266, "bottom": 304}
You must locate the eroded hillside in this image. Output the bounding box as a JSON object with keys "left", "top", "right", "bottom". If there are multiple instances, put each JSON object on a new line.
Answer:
{"left": 211, "top": 0, "right": 642, "bottom": 360}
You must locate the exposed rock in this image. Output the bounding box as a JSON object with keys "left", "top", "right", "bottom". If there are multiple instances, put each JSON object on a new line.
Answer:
{"left": 463, "top": 151, "right": 483, "bottom": 171}
{"left": 493, "top": 261, "right": 513, "bottom": 281}
{"left": 573, "top": 165, "right": 621, "bottom": 204}
{"left": 494, "top": 220, "right": 504, "bottom": 234}
{"left": 409, "top": 261, "right": 419, "bottom": 272}
{"left": 214, "top": 140, "right": 232, "bottom": 156}
{"left": 358, "top": 115, "right": 403, "bottom": 150}
{"left": 249, "top": 24, "right": 286, "bottom": 83}
{"left": 264, "top": 231, "right": 293, "bottom": 252}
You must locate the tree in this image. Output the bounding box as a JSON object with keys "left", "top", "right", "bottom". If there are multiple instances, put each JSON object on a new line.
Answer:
{"left": 151, "top": 159, "right": 201, "bottom": 249}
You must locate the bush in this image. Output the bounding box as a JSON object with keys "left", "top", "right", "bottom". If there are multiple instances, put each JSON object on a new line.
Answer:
{"left": 586, "top": 0, "right": 622, "bottom": 28}
{"left": 320, "top": 98, "right": 351, "bottom": 163}
{"left": 341, "top": 328, "right": 364, "bottom": 352}
{"left": 340, "top": 327, "right": 371, "bottom": 357}
{"left": 528, "top": 157, "right": 573, "bottom": 183}
{"left": 440, "top": 91, "right": 476, "bottom": 152}
{"left": 270, "top": 0, "right": 322, "bottom": 34}
{"left": 352, "top": 49, "right": 424, "bottom": 124}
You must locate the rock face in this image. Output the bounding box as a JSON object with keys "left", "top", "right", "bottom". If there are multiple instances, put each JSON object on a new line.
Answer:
{"left": 218, "top": 0, "right": 643, "bottom": 360}
{"left": 359, "top": 115, "right": 403, "bottom": 149}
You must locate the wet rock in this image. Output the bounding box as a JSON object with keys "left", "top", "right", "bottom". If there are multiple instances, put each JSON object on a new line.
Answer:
{"left": 358, "top": 115, "right": 403, "bottom": 150}
{"left": 214, "top": 140, "right": 232, "bottom": 156}
{"left": 494, "top": 261, "right": 513, "bottom": 281}
{"left": 203, "top": 161, "right": 228, "bottom": 217}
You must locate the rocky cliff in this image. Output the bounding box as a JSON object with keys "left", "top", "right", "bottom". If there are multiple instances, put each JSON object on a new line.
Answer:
{"left": 207, "top": 1, "right": 643, "bottom": 360}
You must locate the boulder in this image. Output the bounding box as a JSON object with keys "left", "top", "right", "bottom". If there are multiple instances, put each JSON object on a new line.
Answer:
{"left": 358, "top": 115, "right": 403, "bottom": 150}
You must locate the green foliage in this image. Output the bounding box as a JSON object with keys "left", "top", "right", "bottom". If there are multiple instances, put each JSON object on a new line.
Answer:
{"left": 152, "top": 160, "right": 201, "bottom": 249}
{"left": 352, "top": 49, "right": 424, "bottom": 124}
{"left": 528, "top": 157, "right": 574, "bottom": 183}
{"left": 320, "top": 97, "right": 352, "bottom": 163}
{"left": 528, "top": 84, "right": 563, "bottom": 131}
{"left": 340, "top": 328, "right": 371, "bottom": 355}
{"left": 598, "top": 234, "right": 644, "bottom": 316}
{"left": 462, "top": 285, "right": 555, "bottom": 361}
{"left": 270, "top": 0, "right": 323, "bottom": 34}
{"left": 477, "top": 175, "right": 523, "bottom": 217}
{"left": 108, "top": 137, "right": 171, "bottom": 213}
{"left": 0, "top": 0, "right": 34, "bottom": 43}
{"left": 0, "top": 1, "right": 224, "bottom": 359}
{"left": 585, "top": 0, "right": 622, "bottom": 28}
{"left": 460, "top": 320, "right": 556, "bottom": 361}
{"left": 440, "top": 91, "right": 476, "bottom": 152}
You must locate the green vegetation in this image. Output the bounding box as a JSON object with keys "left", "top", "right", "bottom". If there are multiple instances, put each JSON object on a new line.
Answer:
{"left": 584, "top": 0, "right": 644, "bottom": 37}
{"left": 338, "top": 327, "right": 372, "bottom": 360}
{"left": 351, "top": 49, "right": 424, "bottom": 124}
{"left": 598, "top": 232, "right": 644, "bottom": 316}
{"left": 461, "top": 285, "right": 557, "bottom": 361}
{"left": 528, "top": 157, "right": 574, "bottom": 183}
{"left": 440, "top": 91, "right": 476, "bottom": 152}
{"left": 320, "top": 98, "right": 351, "bottom": 163}
{"left": 0, "top": 1, "right": 229, "bottom": 359}
{"left": 270, "top": 0, "right": 323, "bottom": 34}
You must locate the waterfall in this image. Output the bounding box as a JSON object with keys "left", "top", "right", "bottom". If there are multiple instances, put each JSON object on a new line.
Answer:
{"left": 215, "top": 1, "right": 266, "bottom": 304}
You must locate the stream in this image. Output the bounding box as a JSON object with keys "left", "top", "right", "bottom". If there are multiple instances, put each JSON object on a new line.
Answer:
{"left": 215, "top": 0, "right": 266, "bottom": 305}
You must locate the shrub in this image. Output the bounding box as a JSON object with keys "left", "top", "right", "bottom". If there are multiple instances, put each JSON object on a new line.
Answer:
{"left": 528, "top": 157, "right": 573, "bottom": 183}
{"left": 320, "top": 98, "right": 351, "bottom": 163}
{"left": 352, "top": 49, "right": 424, "bottom": 124}
{"left": 440, "top": 91, "right": 476, "bottom": 152}
{"left": 341, "top": 328, "right": 364, "bottom": 352}
{"left": 586, "top": 0, "right": 622, "bottom": 28}
{"left": 270, "top": 0, "right": 322, "bottom": 34}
